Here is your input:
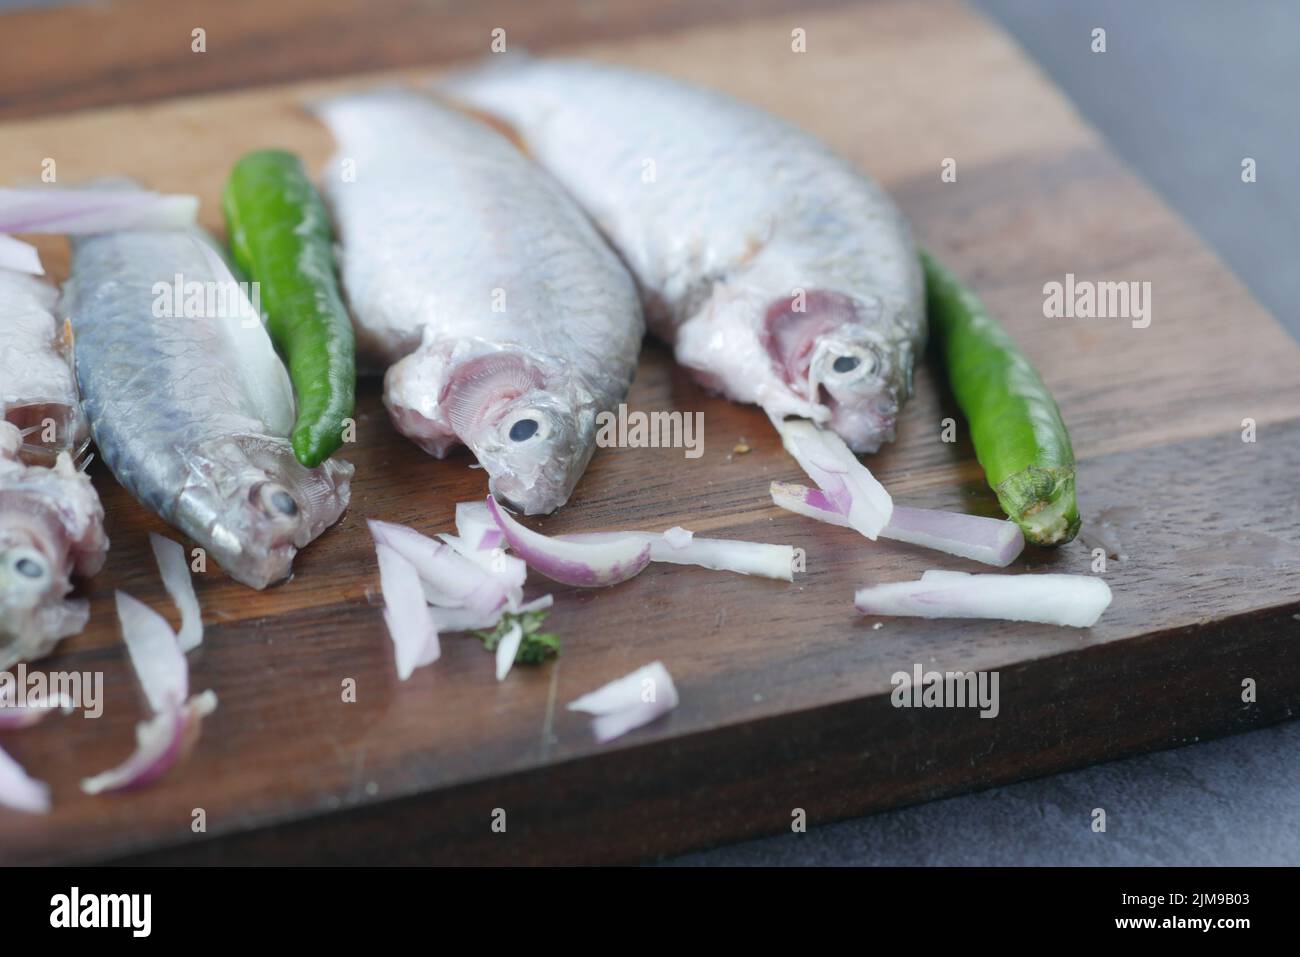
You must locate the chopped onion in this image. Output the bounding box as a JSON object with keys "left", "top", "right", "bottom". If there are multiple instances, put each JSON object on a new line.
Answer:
{"left": 567, "top": 661, "right": 679, "bottom": 743}
{"left": 438, "top": 533, "right": 526, "bottom": 595}
{"left": 455, "top": 500, "right": 505, "bottom": 550}
{"left": 0, "top": 187, "right": 198, "bottom": 234}
{"left": 486, "top": 496, "right": 651, "bottom": 587}
{"left": 149, "top": 532, "right": 203, "bottom": 651}
{"left": 854, "top": 571, "right": 1112, "bottom": 628}
{"left": 115, "top": 591, "right": 188, "bottom": 713}
{"left": 562, "top": 530, "right": 794, "bottom": 581}
{"left": 494, "top": 623, "right": 523, "bottom": 681}
{"left": 80, "top": 691, "right": 217, "bottom": 795}
{"left": 770, "top": 480, "right": 854, "bottom": 527}
{"left": 0, "top": 744, "right": 49, "bottom": 814}
{"left": 375, "top": 543, "right": 441, "bottom": 680}
{"left": 770, "top": 481, "right": 1024, "bottom": 567}
{"left": 369, "top": 519, "right": 507, "bottom": 616}
{"left": 773, "top": 417, "right": 892, "bottom": 539}
{"left": 0, "top": 234, "right": 43, "bottom": 275}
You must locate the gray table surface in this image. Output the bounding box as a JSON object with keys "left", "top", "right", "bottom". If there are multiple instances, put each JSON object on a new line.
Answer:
{"left": 2, "top": 0, "right": 1295, "bottom": 866}
{"left": 674, "top": 0, "right": 1300, "bottom": 866}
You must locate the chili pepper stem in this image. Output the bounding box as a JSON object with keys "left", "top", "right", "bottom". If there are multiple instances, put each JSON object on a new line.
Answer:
{"left": 994, "top": 466, "right": 1081, "bottom": 546}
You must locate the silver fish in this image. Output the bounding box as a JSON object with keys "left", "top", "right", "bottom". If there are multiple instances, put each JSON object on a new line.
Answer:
{"left": 444, "top": 59, "right": 925, "bottom": 452}
{"left": 314, "top": 89, "right": 644, "bottom": 514}
{"left": 64, "top": 227, "right": 351, "bottom": 589}
{"left": 0, "top": 422, "right": 107, "bottom": 669}
{"left": 0, "top": 269, "right": 90, "bottom": 463}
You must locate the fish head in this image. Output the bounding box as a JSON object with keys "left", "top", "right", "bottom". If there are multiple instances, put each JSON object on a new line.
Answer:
{"left": 763, "top": 290, "right": 914, "bottom": 452}
{"left": 0, "top": 504, "right": 80, "bottom": 668}
{"left": 0, "top": 512, "right": 68, "bottom": 620}
{"left": 399, "top": 351, "right": 593, "bottom": 515}
{"left": 174, "top": 435, "right": 353, "bottom": 589}
{"left": 473, "top": 387, "right": 594, "bottom": 515}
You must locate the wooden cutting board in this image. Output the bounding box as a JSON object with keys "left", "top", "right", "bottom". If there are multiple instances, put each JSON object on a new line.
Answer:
{"left": 2, "top": 0, "right": 1298, "bottom": 864}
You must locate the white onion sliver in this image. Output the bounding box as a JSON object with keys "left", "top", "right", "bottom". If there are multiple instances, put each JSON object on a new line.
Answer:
{"left": 0, "top": 187, "right": 199, "bottom": 234}
{"left": 774, "top": 418, "right": 892, "bottom": 539}
{"left": 438, "top": 532, "right": 527, "bottom": 594}
{"left": 115, "top": 590, "right": 188, "bottom": 713}
{"left": 149, "top": 532, "right": 203, "bottom": 651}
{"left": 375, "top": 543, "right": 441, "bottom": 680}
{"left": 0, "top": 234, "right": 43, "bottom": 275}
{"left": 428, "top": 590, "right": 553, "bottom": 634}
{"left": 369, "top": 518, "right": 506, "bottom": 615}
{"left": 486, "top": 496, "right": 650, "bottom": 587}
{"left": 662, "top": 526, "right": 694, "bottom": 550}
{"left": 80, "top": 691, "right": 217, "bottom": 795}
{"left": 0, "top": 744, "right": 50, "bottom": 814}
{"left": 568, "top": 662, "right": 679, "bottom": 743}
{"left": 0, "top": 693, "right": 74, "bottom": 730}
{"left": 494, "top": 623, "right": 523, "bottom": 682}
{"left": 855, "top": 572, "right": 1112, "bottom": 628}
{"left": 516, "top": 594, "right": 553, "bottom": 614}
{"left": 562, "top": 530, "right": 794, "bottom": 581}
{"left": 882, "top": 507, "right": 1024, "bottom": 567}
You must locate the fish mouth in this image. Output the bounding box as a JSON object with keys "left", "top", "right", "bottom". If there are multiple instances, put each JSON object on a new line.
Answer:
{"left": 762, "top": 289, "right": 902, "bottom": 450}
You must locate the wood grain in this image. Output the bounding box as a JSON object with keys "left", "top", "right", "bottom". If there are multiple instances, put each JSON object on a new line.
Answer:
{"left": 0, "top": 0, "right": 853, "bottom": 121}
{"left": 1, "top": 0, "right": 1297, "bottom": 863}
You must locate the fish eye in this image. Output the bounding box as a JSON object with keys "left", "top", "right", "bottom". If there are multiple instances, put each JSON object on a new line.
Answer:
{"left": 832, "top": 355, "right": 861, "bottom": 374}
{"left": 14, "top": 556, "right": 46, "bottom": 580}
{"left": 504, "top": 411, "right": 551, "bottom": 444}
{"left": 255, "top": 483, "right": 300, "bottom": 520}
{"left": 509, "top": 418, "right": 539, "bottom": 442}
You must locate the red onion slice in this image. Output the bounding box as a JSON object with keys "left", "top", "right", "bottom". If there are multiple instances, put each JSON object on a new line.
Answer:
{"left": 486, "top": 496, "right": 651, "bottom": 587}
{"left": 150, "top": 532, "right": 203, "bottom": 652}
{"left": 369, "top": 519, "right": 507, "bottom": 616}
{"left": 375, "top": 543, "right": 441, "bottom": 680}
{"left": 773, "top": 418, "right": 892, "bottom": 539}
{"left": 562, "top": 530, "right": 794, "bottom": 581}
{"left": 0, "top": 234, "right": 43, "bottom": 275}
{"left": 455, "top": 500, "right": 505, "bottom": 550}
{"left": 115, "top": 591, "right": 188, "bottom": 713}
{"left": 0, "top": 744, "right": 50, "bottom": 814}
{"left": 0, "top": 187, "right": 198, "bottom": 234}
{"left": 854, "top": 571, "right": 1112, "bottom": 628}
{"left": 770, "top": 481, "right": 1024, "bottom": 567}
{"left": 80, "top": 691, "right": 217, "bottom": 795}
{"left": 567, "top": 661, "right": 679, "bottom": 743}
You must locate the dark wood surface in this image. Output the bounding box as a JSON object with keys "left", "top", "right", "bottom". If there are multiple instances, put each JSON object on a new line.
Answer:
{"left": 1, "top": 0, "right": 1297, "bottom": 864}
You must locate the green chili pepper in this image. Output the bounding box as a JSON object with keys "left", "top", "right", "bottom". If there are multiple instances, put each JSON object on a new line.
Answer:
{"left": 922, "top": 249, "right": 1080, "bottom": 546}
{"left": 222, "top": 150, "right": 356, "bottom": 468}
